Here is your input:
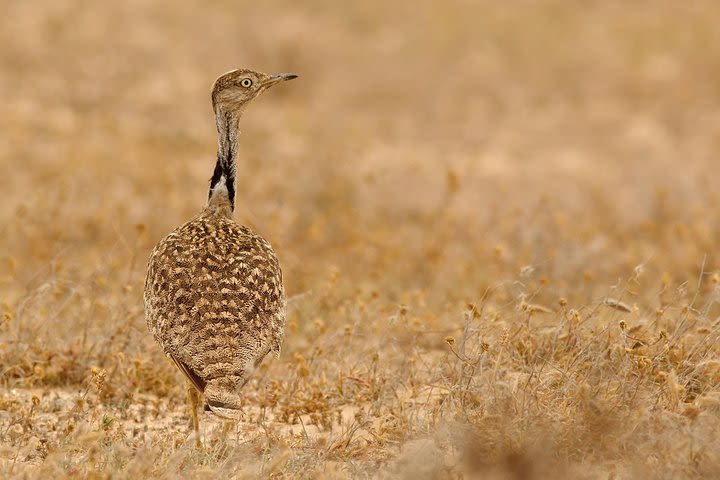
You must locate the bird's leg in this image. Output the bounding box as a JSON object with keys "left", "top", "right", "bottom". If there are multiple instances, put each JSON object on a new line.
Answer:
{"left": 185, "top": 380, "right": 202, "bottom": 447}
{"left": 221, "top": 419, "right": 235, "bottom": 438}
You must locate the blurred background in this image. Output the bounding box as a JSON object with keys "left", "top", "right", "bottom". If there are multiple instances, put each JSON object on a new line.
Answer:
{"left": 2, "top": 1, "right": 720, "bottom": 308}
{"left": 2, "top": 0, "right": 720, "bottom": 476}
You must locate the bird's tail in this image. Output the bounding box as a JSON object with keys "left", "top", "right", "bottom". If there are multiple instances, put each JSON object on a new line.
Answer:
{"left": 204, "top": 378, "right": 245, "bottom": 419}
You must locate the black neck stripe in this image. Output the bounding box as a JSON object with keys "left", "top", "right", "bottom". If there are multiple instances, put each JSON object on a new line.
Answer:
{"left": 208, "top": 158, "right": 236, "bottom": 210}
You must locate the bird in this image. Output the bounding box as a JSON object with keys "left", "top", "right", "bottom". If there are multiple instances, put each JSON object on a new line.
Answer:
{"left": 144, "top": 68, "right": 297, "bottom": 437}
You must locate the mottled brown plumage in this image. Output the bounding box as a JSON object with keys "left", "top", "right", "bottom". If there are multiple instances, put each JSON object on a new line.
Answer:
{"left": 144, "top": 68, "right": 297, "bottom": 423}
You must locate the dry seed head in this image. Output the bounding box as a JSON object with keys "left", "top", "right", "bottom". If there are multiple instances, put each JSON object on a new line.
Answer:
{"left": 634, "top": 263, "right": 644, "bottom": 278}
{"left": 93, "top": 368, "right": 107, "bottom": 393}
{"left": 558, "top": 298, "right": 568, "bottom": 307}
{"left": 445, "top": 336, "right": 455, "bottom": 346}
{"left": 603, "top": 298, "right": 632, "bottom": 313}
{"left": 682, "top": 405, "right": 700, "bottom": 420}
{"left": 446, "top": 168, "right": 460, "bottom": 193}
{"left": 636, "top": 356, "right": 652, "bottom": 371}
{"left": 522, "top": 302, "right": 553, "bottom": 314}
{"left": 313, "top": 317, "right": 327, "bottom": 333}
{"left": 619, "top": 320, "right": 627, "bottom": 331}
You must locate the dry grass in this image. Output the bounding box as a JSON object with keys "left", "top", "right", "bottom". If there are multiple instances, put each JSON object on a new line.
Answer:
{"left": 2, "top": 1, "right": 720, "bottom": 478}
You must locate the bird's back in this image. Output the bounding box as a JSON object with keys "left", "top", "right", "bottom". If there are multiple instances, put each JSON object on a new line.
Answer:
{"left": 144, "top": 207, "right": 285, "bottom": 416}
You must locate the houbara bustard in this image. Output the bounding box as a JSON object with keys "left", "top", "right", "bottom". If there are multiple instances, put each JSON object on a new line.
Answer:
{"left": 144, "top": 68, "right": 297, "bottom": 436}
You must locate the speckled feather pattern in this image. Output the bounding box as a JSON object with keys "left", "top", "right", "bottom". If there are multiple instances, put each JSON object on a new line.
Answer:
{"left": 144, "top": 203, "right": 285, "bottom": 412}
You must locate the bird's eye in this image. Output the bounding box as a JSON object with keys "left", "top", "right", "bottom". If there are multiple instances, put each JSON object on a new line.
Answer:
{"left": 240, "top": 78, "right": 253, "bottom": 88}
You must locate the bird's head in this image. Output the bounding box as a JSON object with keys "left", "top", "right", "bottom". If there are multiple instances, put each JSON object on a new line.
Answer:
{"left": 211, "top": 68, "right": 298, "bottom": 113}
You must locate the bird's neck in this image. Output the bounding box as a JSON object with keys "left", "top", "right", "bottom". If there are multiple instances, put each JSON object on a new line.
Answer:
{"left": 208, "top": 108, "right": 241, "bottom": 214}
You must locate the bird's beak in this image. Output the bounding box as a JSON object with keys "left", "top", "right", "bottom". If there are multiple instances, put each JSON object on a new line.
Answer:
{"left": 263, "top": 73, "right": 299, "bottom": 88}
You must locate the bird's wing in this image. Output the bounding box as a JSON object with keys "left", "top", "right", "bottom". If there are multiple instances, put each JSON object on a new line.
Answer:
{"left": 170, "top": 354, "right": 207, "bottom": 393}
